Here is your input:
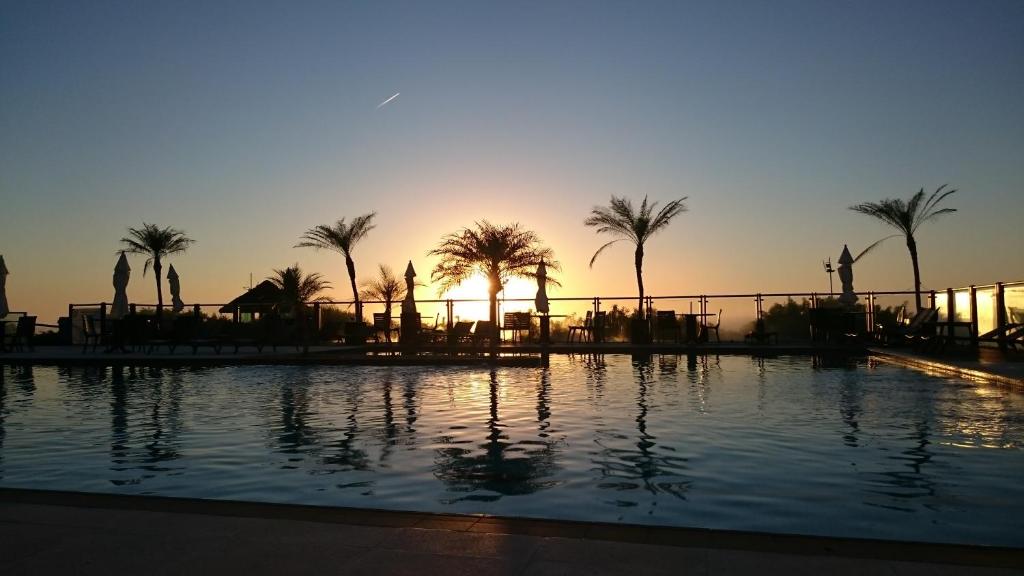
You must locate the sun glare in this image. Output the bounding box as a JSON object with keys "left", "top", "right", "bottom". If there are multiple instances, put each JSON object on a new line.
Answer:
{"left": 440, "top": 273, "right": 542, "bottom": 321}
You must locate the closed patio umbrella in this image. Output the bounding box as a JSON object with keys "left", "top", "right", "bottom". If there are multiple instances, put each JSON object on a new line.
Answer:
{"left": 838, "top": 244, "right": 858, "bottom": 306}
{"left": 534, "top": 259, "right": 549, "bottom": 315}
{"left": 110, "top": 252, "right": 131, "bottom": 319}
{"left": 168, "top": 264, "right": 185, "bottom": 313}
{"left": 0, "top": 255, "right": 9, "bottom": 317}
{"left": 401, "top": 261, "right": 417, "bottom": 315}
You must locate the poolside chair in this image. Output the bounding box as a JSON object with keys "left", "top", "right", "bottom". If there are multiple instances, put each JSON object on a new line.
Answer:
{"left": 5, "top": 315, "right": 36, "bottom": 352}
{"left": 473, "top": 320, "right": 499, "bottom": 347}
{"left": 744, "top": 318, "right": 778, "bottom": 345}
{"left": 502, "top": 312, "right": 531, "bottom": 343}
{"left": 81, "top": 314, "right": 107, "bottom": 353}
{"left": 372, "top": 312, "right": 397, "bottom": 343}
{"left": 568, "top": 311, "right": 593, "bottom": 343}
{"left": 187, "top": 318, "right": 223, "bottom": 354}
{"left": 448, "top": 320, "right": 475, "bottom": 346}
{"left": 654, "top": 310, "right": 680, "bottom": 343}
{"left": 703, "top": 310, "right": 722, "bottom": 343}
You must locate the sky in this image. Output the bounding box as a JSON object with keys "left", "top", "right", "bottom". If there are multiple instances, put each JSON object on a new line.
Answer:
{"left": 2, "top": 0, "right": 1022, "bottom": 324}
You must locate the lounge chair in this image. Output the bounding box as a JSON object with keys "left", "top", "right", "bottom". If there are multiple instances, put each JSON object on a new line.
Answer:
{"left": 448, "top": 320, "right": 475, "bottom": 346}
{"left": 472, "top": 320, "right": 499, "bottom": 347}
{"left": 873, "top": 307, "right": 937, "bottom": 347}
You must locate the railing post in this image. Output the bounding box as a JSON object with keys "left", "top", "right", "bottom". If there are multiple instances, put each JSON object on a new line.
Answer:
{"left": 867, "top": 292, "right": 875, "bottom": 335}
{"left": 129, "top": 303, "right": 137, "bottom": 316}
{"left": 946, "top": 287, "right": 956, "bottom": 343}
{"left": 995, "top": 282, "right": 1007, "bottom": 350}
{"left": 99, "top": 302, "right": 107, "bottom": 339}
{"left": 929, "top": 290, "right": 936, "bottom": 310}
{"left": 969, "top": 285, "right": 978, "bottom": 347}
{"left": 314, "top": 302, "right": 322, "bottom": 335}
{"left": 193, "top": 304, "right": 201, "bottom": 319}
{"left": 447, "top": 299, "right": 454, "bottom": 330}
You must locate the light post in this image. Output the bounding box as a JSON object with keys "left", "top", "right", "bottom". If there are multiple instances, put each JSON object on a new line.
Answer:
{"left": 823, "top": 258, "right": 834, "bottom": 297}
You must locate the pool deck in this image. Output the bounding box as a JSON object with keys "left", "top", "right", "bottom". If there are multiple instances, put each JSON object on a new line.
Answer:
{"left": 1, "top": 489, "right": 1020, "bottom": 575}
{"left": 3, "top": 343, "right": 1022, "bottom": 388}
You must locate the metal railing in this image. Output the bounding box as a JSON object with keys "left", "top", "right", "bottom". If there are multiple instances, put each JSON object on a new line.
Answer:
{"left": 64, "top": 280, "right": 1023, "bottom": 347}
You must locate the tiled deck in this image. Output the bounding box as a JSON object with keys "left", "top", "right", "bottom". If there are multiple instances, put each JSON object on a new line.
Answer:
{"left": 1, "top": 490, "right": 1020, "bottom": 575}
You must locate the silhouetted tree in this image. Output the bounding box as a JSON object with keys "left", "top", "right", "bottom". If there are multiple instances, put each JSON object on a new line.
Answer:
{"left": 120, "top": 223, "right": 195, "bottom": 314}
{"left": 360, "top": 264, "right": 405, "bottom": 343}
{"left": 429, "top": 221, "right": 559, "bottom": 324}
{"left": 296, "top": 214, "right": 376, "bottom": 322}
{"left": 585, "top": 196, "right": 687, "bottom": 319}
{"left": 850, "top": 185, "right": 957, "bottom": 312}
{"left": 268, "top": 264, "right": 330, "bottom": 317}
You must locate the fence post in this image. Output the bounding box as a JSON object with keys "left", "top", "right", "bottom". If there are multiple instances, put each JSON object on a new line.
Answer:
{"left": 969, "top": 285, "right": 978, "bottom": 347}
{"left": 929, "top": 290, "right": 936, "bottom": 310}
{"left": 946, "top": 287, "right": 956, "bottom": 343}
{"left": 193, "top": 304, "right": 201, "bottom": 319}
{"left": 995, "top": 282, "right": 1007, "bottom": 350}
{"left": 130, "top": 303, "right": 137, "bottom": 316}
{"left": 446, "top": 300, "right": 454, "bottom": 330}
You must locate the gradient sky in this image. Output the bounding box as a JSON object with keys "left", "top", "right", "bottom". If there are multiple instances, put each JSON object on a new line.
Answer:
{"left": 2, "top": 0, "right": 1022, "bottom": 323}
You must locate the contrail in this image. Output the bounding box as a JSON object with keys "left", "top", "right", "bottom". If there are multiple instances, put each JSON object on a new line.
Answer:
{"left": 376, "top": 92, "right": 400, "bottom": 109}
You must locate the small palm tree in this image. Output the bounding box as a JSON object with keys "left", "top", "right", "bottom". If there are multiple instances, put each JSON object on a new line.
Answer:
{"left": 268, "top": 264, "right": 330, "bottom": 317}
{"left": 360, "top": 264, "right": 406, "bottom": 342}
{"left": 120, "top": 223, "right": 195, "bottom": 313}
{"left": 849, "top": 185, "right": 957, "bottom": 312}
{"left": 295, "top": 213, "right": 376, "bottom": 322}
{"left": 584, "top": 195, "right": 687, "bottom": 319}
{"left": 429, "top": 221, "right": 559, "bottom": 325}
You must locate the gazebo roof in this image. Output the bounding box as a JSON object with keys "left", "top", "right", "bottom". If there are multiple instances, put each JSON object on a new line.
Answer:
{"left": 218, "top": 280, "right": 281, "bottom": 313}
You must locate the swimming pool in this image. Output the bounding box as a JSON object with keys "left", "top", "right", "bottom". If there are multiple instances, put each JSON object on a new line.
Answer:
{"left": 1, "top": 355, "right": 1021, "bottom": 547}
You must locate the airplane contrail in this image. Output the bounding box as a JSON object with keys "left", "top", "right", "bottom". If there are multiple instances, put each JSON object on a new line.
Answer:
{"left": 376, "top": 92, "right": 400, "bottom": 109}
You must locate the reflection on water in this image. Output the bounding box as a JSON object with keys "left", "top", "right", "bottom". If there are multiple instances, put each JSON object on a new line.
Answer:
{"left": 0, "top": 356, "right": 1023, "bottom": 547}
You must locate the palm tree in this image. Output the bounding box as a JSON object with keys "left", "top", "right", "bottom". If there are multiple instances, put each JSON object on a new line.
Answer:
{"left": 295, "top": 214, "right": 376, "bottom": 322}
{"left": 849, "top": 185, "right": 957, "bottom": 312}
{"left": 429, "top": 221, "right": 559, "bottom": 325}
{"left": 120, "top": 223, "right": 195, "bottom": 314}
{"left": 584, "top": 195, "right": 687, "bottom": 319}
{"left": 360, "top": 264, "right": 406, "bottom": 343}
{"left": 267, "top": 264, "right": 330, "bottom": 316}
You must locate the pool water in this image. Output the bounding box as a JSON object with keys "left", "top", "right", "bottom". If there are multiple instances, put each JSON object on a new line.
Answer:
{"left": 1, "top": 355, "right": 1022, "bottom": 547}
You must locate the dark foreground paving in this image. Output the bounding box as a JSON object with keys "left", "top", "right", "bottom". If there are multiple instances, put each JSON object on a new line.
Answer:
{"left": 1, "top": 490, "right": 1021, "bottom": 575}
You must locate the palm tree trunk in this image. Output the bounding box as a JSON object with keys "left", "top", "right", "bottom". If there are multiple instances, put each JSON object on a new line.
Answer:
{"left": 634, "top": 245, "right": 645, "bottom": 319}
{"left": 346, "top": 255, "right": 360, "bottom": 322}
{"left": 154, "top": 257, "right": 164, "bottom": 316}
{"left": 488, "top": 270, "right": 501, "bottom": 325}
{"left": 907, "top": 235, "right": 923, "bottom": 312}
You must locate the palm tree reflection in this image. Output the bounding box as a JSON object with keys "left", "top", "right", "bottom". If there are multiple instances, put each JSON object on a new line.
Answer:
{"left": 434, "top": 369, "right": 557, "bottom": 501}
{"left": 592, "top": 357, "right": 691, "bottom": 508}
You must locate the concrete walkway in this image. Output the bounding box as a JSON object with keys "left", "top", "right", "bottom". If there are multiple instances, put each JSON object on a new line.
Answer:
{"left": 1, "top": 491, "right": 1020, "bottom": 575}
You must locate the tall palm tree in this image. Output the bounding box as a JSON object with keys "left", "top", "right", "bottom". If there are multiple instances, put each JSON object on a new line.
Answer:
{"left": 584, "top": 195, "right": 687, "bottom": 318}
{"left": 429, "top": 221, "right": 559, "bottom": 325}
{"left": 120, "top": 223, "right": 195, "bottom": 313}
{"left": 295, "top": 214, "right": 376, "bottom": 322}
{"left": 360, "top": 264, "right": 406, "bottom": 343}
{"left": 267, "top": 264, "right": 330, "bottom": 316}
{"left": 849, "top": 185, "right": 957, "bottom": 312}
